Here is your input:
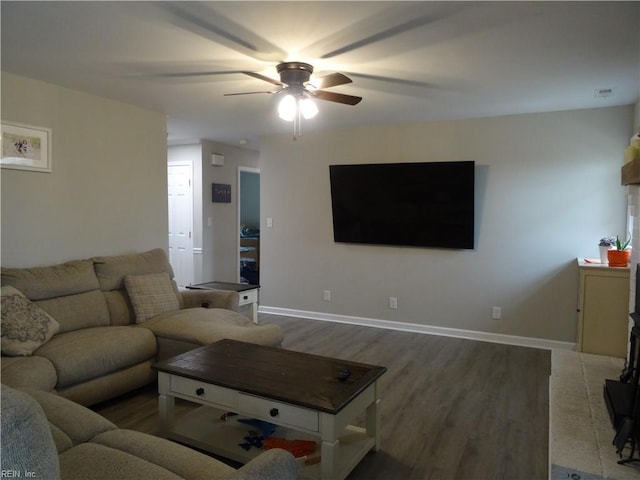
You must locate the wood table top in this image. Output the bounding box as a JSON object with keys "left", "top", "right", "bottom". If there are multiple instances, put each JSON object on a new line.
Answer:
{"left": 185, "top": 281, "right": 259, "bottom": 292}
{"left": 153, "top": 339, "right": 386, "bottom": 414}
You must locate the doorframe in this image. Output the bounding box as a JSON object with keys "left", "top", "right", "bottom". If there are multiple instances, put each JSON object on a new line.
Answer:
{"left": 237, "top": 166, "right": 260, "bottom": 283}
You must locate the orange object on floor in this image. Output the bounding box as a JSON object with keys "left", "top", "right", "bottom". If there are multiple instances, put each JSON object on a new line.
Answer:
{"left": 263, "top": 437, "right": 316, "bottom": 457}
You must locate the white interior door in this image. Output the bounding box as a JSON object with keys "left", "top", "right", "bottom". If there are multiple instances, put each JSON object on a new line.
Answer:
{"left": 168, "top": 163, "right": 193, "bottom": 287}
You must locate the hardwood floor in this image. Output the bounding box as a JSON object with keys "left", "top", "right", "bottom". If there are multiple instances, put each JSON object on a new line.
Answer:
{"left": 93, "top": 315, "right": 551, "bottom": 479}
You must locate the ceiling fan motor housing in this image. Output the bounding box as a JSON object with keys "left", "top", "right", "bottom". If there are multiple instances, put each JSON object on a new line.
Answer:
{"left": 277, "top": 62, "right": 313, "bottom": 85}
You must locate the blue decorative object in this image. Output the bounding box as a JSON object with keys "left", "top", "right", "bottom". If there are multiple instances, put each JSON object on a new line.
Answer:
{"left": 237, "top": 418, "right": 277, "bottom": 437}
{"left": 237, "top": 418, "right": 278, "bottom": 451}
{"left": 239, "top": 432, "right": 264, "bottom": 451}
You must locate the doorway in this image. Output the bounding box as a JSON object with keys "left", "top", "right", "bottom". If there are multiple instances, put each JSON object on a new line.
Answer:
{"left": 238, "top": 167, "right": 260, "bottom": 284}
{"left": 168, "top": 162, "right": 194, "bottom": 287}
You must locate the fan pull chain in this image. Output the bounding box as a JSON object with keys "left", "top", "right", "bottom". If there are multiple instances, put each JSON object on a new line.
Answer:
{"left": 293, "top": 98, "right": 302, "bottom": 140}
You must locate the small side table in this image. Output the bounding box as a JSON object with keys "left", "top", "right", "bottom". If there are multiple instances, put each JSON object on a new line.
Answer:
{"left": 186, "top": 281, "right": 260, "bottom": 324}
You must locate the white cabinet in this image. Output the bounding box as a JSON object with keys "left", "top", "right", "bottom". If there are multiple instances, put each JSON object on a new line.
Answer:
{"left": 577, "top": 261, "right": 629, "bottom": 358}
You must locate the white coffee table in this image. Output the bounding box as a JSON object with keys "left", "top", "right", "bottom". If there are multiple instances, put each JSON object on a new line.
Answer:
{"left": 153, "top": 339, "right": 387, "bottom": 480}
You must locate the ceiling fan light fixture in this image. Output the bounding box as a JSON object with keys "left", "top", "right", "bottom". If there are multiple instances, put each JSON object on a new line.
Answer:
{"left": 300, "top": 98, "right": 318, "bottom": 119}
{"left": 278, "top": 94, "right": 318, "bottom": 122}
{"left": 278, "top": 94, "right": 296, "bottom": 121}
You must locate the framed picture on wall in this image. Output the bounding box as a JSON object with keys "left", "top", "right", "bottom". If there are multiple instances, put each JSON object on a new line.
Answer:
{"left": 1, "top": 121, "right": 52, "bottom": 173}
{"left": 212, "top": 183, "right": 232, "bottom": 203}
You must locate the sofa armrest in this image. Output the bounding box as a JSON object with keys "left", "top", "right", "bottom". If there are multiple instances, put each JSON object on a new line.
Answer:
{"left": 224, "top": 449, "right": 297, "bottom": 480}
{"left": 20, "top": 388, "right": 117, "bottom": 448}
{"left": 1, "top": 356, "right": 57, "bottom": 392}
{"left": 180, "top": 289, "right": 239, "bottom": 311}
{"left": 1, "top": 386, "right": 61, "bottom": 479}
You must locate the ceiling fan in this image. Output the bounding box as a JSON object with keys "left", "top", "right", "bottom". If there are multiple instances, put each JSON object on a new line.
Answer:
{"left": 225, "top": 61, "right": 363, "bottom": 106}
{"left": 225, "top": 62, "right": 362, "bottom": 138}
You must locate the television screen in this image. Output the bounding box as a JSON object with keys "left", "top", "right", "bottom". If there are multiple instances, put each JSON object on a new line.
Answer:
{"left": 329, "top": 161, "right": 475, "bottom": 249}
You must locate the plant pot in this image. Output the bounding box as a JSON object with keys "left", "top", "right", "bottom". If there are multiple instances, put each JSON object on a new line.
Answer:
{"left": 599, "top": 245, "right": 612, "bottom": 264}
{"left": 607, "top": 249, "right": 631, "bottom": 267}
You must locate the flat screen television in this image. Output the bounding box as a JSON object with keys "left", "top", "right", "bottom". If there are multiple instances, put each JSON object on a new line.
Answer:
{"left": 329, "top": 161, "right": 475, "bottom": 249}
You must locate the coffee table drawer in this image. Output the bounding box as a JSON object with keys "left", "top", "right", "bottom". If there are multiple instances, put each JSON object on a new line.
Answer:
{"left": 238, "top": 393, "right": 319, "bottom": 432}
{"left": 171, "top": 376, "right": 236, "bottom": 408}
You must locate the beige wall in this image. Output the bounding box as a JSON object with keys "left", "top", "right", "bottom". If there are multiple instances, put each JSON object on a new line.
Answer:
{"left": 1, "top": 73, "right": 168, "bottom": 267}
{"left": 259, "top": 106, "right": 635, "bottom": 343}
{"left": 167, "top": 140, "right": 259, "bottom": 284}
{"left": 201, "top": 140, "right": 259, "bottom": 283}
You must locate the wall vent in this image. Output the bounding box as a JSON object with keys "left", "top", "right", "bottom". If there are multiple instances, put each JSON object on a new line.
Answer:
{"left": 594, "top": 87, "right": 615, "bottom": 99}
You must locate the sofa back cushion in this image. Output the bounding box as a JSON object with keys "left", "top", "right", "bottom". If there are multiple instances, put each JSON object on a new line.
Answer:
{"left": 1, "top": 260, "right": 110, "bottom": 334}
{"left": 37, "top": 290, "right": 110, "bottom": 333}
{"left": 93, "top": 249, "right": 183, "bottom": 326}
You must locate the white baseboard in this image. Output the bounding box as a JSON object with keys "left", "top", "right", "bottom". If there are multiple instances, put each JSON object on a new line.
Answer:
{"left": 259, "top": 305, "right": 576, "bottom": 351}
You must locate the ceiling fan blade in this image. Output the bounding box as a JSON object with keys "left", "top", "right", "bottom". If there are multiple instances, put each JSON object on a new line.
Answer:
{"left": 242, "top": 71, "right": 284, "bottom": 86}
{"left": 313, "top": 72, "right": 352, "bottom": 89}
{"left": 307, "top": 3, "right": 464, "bottom": 60}
{"left": 223, "top": 90, "right": 279, "bottom": 96}
{"left": 160, "top": 3, "right": 284, "bottom": 62}
{"left": 345, "top": 72, "right": 436, "bottom": 88}
{"left": 312, "top": 90, "right": 362, "bottom": 106}
{"left": 156, "top": 70, "right": 246, "bottom": 78}
{"left": 321, "top": 14, "right": 438, "bottom": 59}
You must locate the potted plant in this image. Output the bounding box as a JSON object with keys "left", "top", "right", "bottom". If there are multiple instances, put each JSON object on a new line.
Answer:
{"left": 599, "top": 236, "right": 616, "bottom": 263}
{"left": 607, "top": 235, "right": 632, "bottom": 267}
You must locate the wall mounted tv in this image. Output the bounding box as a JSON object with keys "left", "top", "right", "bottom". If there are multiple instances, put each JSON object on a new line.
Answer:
{"left": 329, "top": 161, "right": 475, "bottom": 249}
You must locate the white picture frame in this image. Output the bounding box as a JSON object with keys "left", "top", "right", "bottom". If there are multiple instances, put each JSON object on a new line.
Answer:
{"left": 1, "top": 121, "right": 52, "bottom": 173}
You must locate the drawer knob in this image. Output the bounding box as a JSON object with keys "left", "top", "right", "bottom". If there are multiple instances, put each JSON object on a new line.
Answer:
{"left": 196, "top": 388, "right": 205, "bottom": 396}
{"left": 270, "top": 408, "right": 279, "bottom": 417}
{"left": 243, "top": 295, "right": 249, "bottom": 300}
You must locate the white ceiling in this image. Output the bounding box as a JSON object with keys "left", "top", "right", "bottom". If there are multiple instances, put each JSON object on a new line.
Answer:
{"left": 1, "top": 1, "right": 639, "bottom": 149}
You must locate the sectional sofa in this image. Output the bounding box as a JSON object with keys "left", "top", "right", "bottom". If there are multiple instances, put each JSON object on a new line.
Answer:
{"left": 1, "top": 385, "right": 297, "bottom": 480}
{"left": 0, "top": 248, "right": 284, "bottom": 406}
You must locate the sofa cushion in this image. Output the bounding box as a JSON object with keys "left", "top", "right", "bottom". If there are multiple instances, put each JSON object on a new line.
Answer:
{"left": 35, "top": 326, "right": 157, "bottom": 388}
{"left": 92, "top": 429, "right": 236, "bottom": 479}
{"left": 1, "top": 291, "right": 59, "bottom": 356}
{"left": 125, "top": 272, "right": 180, "bottom": 324}
{"left": 1, "top": 259, "right": 110, "bottom": 333}
{"left": 0, "top": 356, "right": 57, "bottom": 391}
{"left": 59, "top": 443, "right": 183, "bottom": 480}
{"left": 93, "top": 248, "right": 176, "bottom": 292}
{"left": 55, "top": 360, "right": 156, "bottom": 407}
{"left": 35, "top": 289, "right": 110, "bottom": 333}
{"left": 101, "top": 290, "right": 135, "bottom": 326}
{"left": 0, "top": 386, "right": 60, "bottom": 480}
{"left": 141, "top": 308, "right": 284, "bottom": 347}
{"left": 93, "top": 249, "right": 184, "bottom": 323}
{"left": 1, "top": 259, "right": 99, "bottom": 300}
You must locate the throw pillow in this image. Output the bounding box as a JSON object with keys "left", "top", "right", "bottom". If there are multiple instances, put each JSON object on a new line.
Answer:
{"left": 124, "top": 272, "right": 180, "bottom": 324}
{"left": 1, "top": 285, "right": 26, "bottom": 298}
{"left": 1, "top": 292, "right": 60, "bottom": 356}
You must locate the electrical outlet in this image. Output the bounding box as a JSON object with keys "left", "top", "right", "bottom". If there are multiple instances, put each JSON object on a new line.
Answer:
{"left": 492, "top": 306, "right": 502, "bottom": 319}
{"left": 389, "top": 297, "right": 398, "bottom": 309}
{"left": 323, "top": 290, "right": 331, "bottom": 302}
